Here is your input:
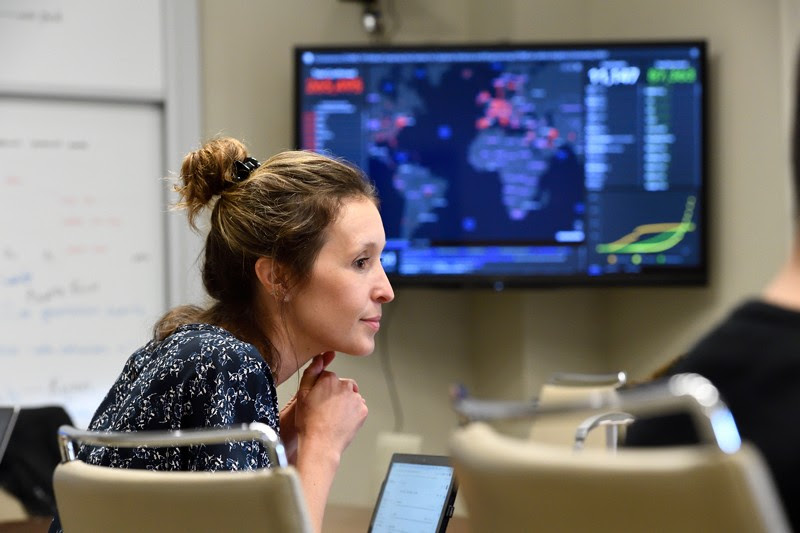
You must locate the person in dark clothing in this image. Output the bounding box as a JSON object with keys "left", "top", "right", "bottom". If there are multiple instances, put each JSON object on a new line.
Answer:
{"left": 625, "top": 52, "right": 800, "bottom": 531}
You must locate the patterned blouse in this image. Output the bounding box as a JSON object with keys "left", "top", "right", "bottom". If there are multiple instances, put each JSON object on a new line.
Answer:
{"left": 50, "top": 323, "right": 281, "bottom": 532}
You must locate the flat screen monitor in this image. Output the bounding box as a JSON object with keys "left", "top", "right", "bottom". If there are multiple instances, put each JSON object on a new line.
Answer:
{"left": 293, "top": 40, "right": 707, "bottom": 288}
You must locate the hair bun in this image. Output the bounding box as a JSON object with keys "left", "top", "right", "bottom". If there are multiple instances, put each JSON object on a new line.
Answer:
{"left": 175, "top": 137, "right": 249, "bottom": 228}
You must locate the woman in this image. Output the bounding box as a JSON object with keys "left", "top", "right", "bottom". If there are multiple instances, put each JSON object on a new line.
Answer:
{"left": 51, "top": 137, "right": 394, "bottom": 532}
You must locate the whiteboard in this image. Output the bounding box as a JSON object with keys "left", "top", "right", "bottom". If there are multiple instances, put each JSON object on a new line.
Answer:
{"left": 0, "top": 98, "right": 166, "bottom": 427}
{"left": 0, "top": 0, "right": 163, "bottom": 98}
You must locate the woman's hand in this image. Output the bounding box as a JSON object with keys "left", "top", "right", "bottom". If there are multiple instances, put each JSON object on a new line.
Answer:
{"left": 295, "top": 352, "right": 368, "bottom": 458}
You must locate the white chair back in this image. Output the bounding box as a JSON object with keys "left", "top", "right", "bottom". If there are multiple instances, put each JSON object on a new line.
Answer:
{"left": 53, "top": 423, "right": 312, "bottom": 533}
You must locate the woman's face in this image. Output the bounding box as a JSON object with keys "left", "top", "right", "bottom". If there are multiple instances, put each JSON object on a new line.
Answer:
{"left": 286, "top": 196, "right": 394, "bottom": 357}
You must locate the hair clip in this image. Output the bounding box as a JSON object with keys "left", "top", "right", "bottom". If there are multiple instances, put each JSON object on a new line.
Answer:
{"left": 233, "top": 156, "right": 261, "bottom": 182}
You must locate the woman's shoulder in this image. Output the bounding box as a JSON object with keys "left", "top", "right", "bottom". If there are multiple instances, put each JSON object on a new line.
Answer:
{"left": 162, "top": 324, "right": 263, "bottom": 362}
{"left": 137, "top": 323, "right": 275, "bottom": 386}
{"left": 91, "top": 323, "right": 278, "bottom": 432}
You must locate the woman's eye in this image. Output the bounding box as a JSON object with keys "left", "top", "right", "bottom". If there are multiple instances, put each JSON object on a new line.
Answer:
{"left": 355, "top": 258, "right": 369, "bottom": 269}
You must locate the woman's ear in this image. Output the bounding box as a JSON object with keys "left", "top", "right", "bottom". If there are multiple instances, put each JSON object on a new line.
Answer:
{"left": 254, "top": 257, "right": 283, "bottom": 295}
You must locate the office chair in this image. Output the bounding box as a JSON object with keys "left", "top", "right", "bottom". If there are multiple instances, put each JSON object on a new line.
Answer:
{"left": 530, "top": 371, "right": 632, "bottom": 450}
{"left": 450, "top": 373, "right": 791, "bottom": 533}
{"left": 52, "top": 423, "right": 312, "bottom": 533}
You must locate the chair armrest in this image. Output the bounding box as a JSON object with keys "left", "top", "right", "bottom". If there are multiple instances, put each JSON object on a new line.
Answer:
{"left": 452, "top": 373, "right": 742, "bottom": 453}
{"left": 57, "top": 422, "right": 288, "bottom": 467}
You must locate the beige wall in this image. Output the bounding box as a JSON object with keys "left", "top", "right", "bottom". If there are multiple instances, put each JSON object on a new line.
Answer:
{"left": 199, "top": 0, "right": 796, "bottom": 506}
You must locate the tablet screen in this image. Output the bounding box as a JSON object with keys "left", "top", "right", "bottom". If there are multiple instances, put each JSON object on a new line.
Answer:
{"left": 368, "top": 453, "right": 457, "bottom": 533}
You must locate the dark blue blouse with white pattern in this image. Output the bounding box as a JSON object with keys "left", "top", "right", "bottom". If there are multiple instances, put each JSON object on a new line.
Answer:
{"left": 50, "top": 323, "right": 280, "bottom": 532}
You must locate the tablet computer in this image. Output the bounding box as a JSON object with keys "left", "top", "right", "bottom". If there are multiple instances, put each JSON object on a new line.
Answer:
{"left": 368, "top": 453, "right": 458, "bottom": 533}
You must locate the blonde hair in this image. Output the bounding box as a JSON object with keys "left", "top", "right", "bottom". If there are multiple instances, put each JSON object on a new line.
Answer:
{"left": 154, "top": 137, "right": 377, "bottom": 370}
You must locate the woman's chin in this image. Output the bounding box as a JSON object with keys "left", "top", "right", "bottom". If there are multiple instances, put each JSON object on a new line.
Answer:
{"left": 343, "top": 340, "right": 376, "bottom": 357}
